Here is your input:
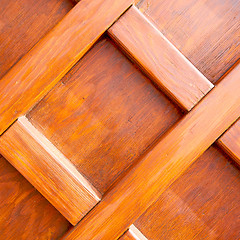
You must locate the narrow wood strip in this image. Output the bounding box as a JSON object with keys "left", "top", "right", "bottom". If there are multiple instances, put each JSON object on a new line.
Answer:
{"left": 217, "top": 118, "right": 240, "bottom": 165}
{"left": 63, "top": 62, "right": 240, "bottom": 239}
{"left": 0, "top": 0, "right": 132, "bottom": 135}
{"left": 108, "top": 6, "right": 213, "bottom": 111}
{"left": 120, "top": 225, "right": 148, "bottom": 240}
{"left": 0, "top": 116, "right": 101, "bottom": 225}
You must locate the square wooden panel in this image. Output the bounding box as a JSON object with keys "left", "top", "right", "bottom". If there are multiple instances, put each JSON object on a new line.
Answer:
{"left": 27, "top": 37, "right": 182, "bottom": 194}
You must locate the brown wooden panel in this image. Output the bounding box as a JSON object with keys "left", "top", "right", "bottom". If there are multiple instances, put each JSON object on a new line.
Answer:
{"left": 135, "top": 146, "right": 240, "bottom": 240}
{"left": 137, "top": 0, "right": 240, "bottom": 83}
{"left": 108, "top": 6, "right": 213, "bottom": 111}
{"left": 0, "top": 0, "right": 73, "bottom": 79}
{"left": 0, "top": 155, "right": 71, "bottom": 239}
{"left": 120, "top": 225, "right": 148, "bottom": 240}
{"left": 218, "top": 118, "right": 240, "bottom": 165}
{"left": 63, "top": 62, "right": 240, "bottom": 239}
{"left": 0, "top": 117, "right": 101, "bottom": 225}
{"left": 27, "top": 38, "right": 182, "bottom": 194}
{"left": 0, "top": 0, "right": 132, "bottom": 135}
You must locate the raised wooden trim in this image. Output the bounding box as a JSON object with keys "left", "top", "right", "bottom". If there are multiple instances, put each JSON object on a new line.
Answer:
{"left": 108, "top": 6, "right": 213, "bottom": 111}
{"left": 0, "top": 116, "right": 101, "bottom": 225}
{"left": 63, "top": 62, "right": 240, "bottom": 239}
{"left": 217, "top": 118, "right": 240, "bottom": 165}
{"left": 119, "top": 225, "right": 148, "bottom": 240}
{"left": 0, "top": 0, "right": 133, "bottom": 135}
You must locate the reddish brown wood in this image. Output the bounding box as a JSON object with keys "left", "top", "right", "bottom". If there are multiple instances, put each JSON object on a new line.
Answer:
{"left": 137, "top": 0, "right": 240, "bottom": 83}
{"left": 0, "top": 0, "right": 73, "bottom": 80}
{"left": 27, "top": 38, "right": 182, "bottom": 194}
{"left": 0, "top": 117, "right": 101, "bottom": 225}
{"left": 135, "top": 146, "right": 240, "bottom": 240}
{"left": 0, "top": 155, "right": 71, "bottom": 239}
{"left": 218, "top": 118, "right": 240, "bottom": 165}
{"left": 108, "top": 6, "right": 213, "bottom": 111}
{"left": 0, "top": 0, "right": 132, "bottom": 135}
{"left": 63, "top": 63, "right": 240, "bottom": 239}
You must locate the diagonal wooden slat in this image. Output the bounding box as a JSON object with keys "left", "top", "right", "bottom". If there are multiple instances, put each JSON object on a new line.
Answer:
{"left": 119, "top": 225, "right": 148, "bottom": 240}
{"left": 0, "top": 0, "right": 133, "bottom": 135}
{"left": 0, "top": 116, "right": 101, "bottom": 225}
{"left": 63, "top": 62, "right": 240, "bottom": 239}
{"left": 217, "top": 118, "right": 240, "bottom": 165}
{"left": 108, "top": 6, "right": 213, "bottom": 111}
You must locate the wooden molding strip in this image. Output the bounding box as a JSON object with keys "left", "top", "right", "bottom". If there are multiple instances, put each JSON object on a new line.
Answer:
{"left": 108, "top": 6, "right": 213, "bottom": 111}
{"left": 0, "top": 0, "right": 133, "bottom": 135}
{"left": 119, "top": 225, "right": 148, "bottom": 240}
{"left": 217, "top": 118, "right": 240, "bottom": 165}
{"left": 0, "top": 116, "right": 101, "bottom": 225}
{"left": 63, "top": 62, "right": 240, "bottom": 239}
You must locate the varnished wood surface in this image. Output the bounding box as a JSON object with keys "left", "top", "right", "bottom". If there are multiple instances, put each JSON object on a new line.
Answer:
{"left": 27, "top": 38, "right": 182, "bottom": 194}
{"left": 0, "top": 0, "right": 132, "bottom": 135}
{"left": 137, "top": 0, "right": 240, "bottom": 83}
{"left": 0, "top": 117, "right": 101, "bottom": 225}
{"left": 0, "top": 0, "right": 73, "bottom": 79}
{"left": 218, "top": 118, "right": 240, "bottom": 165}
{"left": 108, "top": 6, "right": 213, "bottom": 111}
{"left": 0, "top": 155, "right": 71, "bottom": 239}
{"left": 120, "top": 225, "right": 148, "bottom": 240}
{"left": 63, "top": 65, "right": 240, "bottom": 239}
{"left": 135, "top": 146, "right": 240, "bottom": 240}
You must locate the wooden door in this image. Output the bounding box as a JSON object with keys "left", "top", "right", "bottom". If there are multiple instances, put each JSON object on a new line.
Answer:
{"left": 0, "top": 0, "right": 240, "bottom": 239}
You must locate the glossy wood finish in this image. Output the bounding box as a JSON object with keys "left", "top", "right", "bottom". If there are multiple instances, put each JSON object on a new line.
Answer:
{"left": 0, "top": 0, "right": 133, "bottom": 135}
{"left": 0, "top": 155, "right": 71, "bottom": 239}
{"left": 135, "top": 146, "right": 240, "bottom": 240}
{"left": 137, "top": 0, "right": 240, "bottom": 83}
{"left": 218, "top": 118, "right": 240, "bottom": 165}
{"left": 27, "top": 38, "right": 182, "bottom": 194}
{"left": 108, "top": 6, "right": 213, "bottom": 111}
{"left": 0, "top": 0, "right": 73, "bottom": 80}
{"left": 63, "top": 64, "right": 240, "bottom": 239}
{"left": 0, "top": 117, "right": 101, "bottom": 225}
{"left": 120, "top": 225, "right": 148, "bottom": 240}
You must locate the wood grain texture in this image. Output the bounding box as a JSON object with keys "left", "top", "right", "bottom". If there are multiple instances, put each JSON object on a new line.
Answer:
{"left": 27, "top": 38, "right": 182, "bottom": 195}
{"left": 137, "top": 0, "right": 240, "bottom": 83}
{"left": 108, "top": 6, "right": 213, "bottom": 111}
{"left": 0, "top": 154, "right": 71, "bottom": 239}
{"left": 63, "top": 62, "right": 240, "bottom": 239}
{"left": 218, "top": 118, "right": 240, "bottom": 165}
{"left": 120, "top": 225, "right": 148, "bottom": 240}
{"left": 0, "top": 0, "right": 133, "bottom": 135}
{"left": 0, "top": 0, "right": 73, "bottom": 79}
{"left": 135, "top": 146, "right": 240, "bottom": 240}
{"left": 0, "top": 116, "right": 101, "bottom": 225}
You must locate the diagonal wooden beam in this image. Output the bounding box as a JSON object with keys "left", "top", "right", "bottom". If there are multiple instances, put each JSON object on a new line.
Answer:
{"left": 0, "top": 0, "right": 133, "bottom": 135}
{"left": 63, "top": 62, "right": 240, "bottom": 239}
{"left": 108, "top": 6, "right": 213, "bottom": 111}
{"left": 0, "top": 116, "right": 101, "bottom": 225}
